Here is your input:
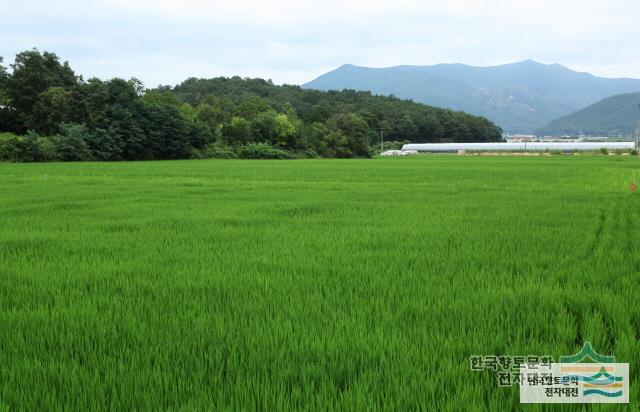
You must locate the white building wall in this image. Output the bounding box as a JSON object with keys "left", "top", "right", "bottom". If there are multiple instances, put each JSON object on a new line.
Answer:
{"left": 401, "top": 142, "right": 636, "bottom": 152}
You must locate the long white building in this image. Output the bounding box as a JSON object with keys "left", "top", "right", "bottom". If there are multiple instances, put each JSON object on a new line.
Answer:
{"left": 401, "top": 142, "right": 636, "bottom": 152}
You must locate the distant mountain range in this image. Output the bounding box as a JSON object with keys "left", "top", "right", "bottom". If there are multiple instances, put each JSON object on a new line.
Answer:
{"left": 303, "top": 61, "right": 640, "bottom": 133}
{"left": 537, "top": 92, "right": 640, "bottom": 137}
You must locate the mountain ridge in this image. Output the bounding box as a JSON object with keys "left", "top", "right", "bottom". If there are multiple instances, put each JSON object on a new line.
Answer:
{"left": 303, "top": 61, "right": 640, "bottom": 133}
{"left": 537, "top": 92, "right": 640, "bottom": 136}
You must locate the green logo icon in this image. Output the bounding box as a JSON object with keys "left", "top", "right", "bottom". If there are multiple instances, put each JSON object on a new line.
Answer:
{"left": 559, "top": 342, "right": 615, "bottom": 363}
{"left": 559, "top": 342, "right": 623, "bottom": 399}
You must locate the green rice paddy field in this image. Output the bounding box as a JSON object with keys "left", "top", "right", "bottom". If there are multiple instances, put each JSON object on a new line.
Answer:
{"left": 0, "top": 156, "right": 638, "bottom": 411}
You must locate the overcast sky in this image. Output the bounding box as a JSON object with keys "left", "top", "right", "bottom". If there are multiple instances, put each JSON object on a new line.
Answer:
{"left": 2, "top": 0, "right": 639, "bottom": 87}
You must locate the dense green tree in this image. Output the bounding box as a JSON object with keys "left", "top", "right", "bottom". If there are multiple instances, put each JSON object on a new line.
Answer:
{"left": 142, "top": 104, "right": 190, "bottom": 159}
{"left": 223, "top": 116, "right": 252, "bottom": 146}
{"left": 196, "top": 103, "right": 227, "bottom": 130}
{"left": 179, "top": 103, "right": 198, "bottom": 121}
{"left": 187, "top": 120, "right": 213, "bottom": 149}
{"left": 31, "top": 87, "right": 74, "bottom": 135}
{"left": 7, "top": 49, "right": 77, "bottom": 130}
{"left": 86, "top": 127, "right": 124, "bottom": 161}
{"left": 248, "top": 110, "right": 297, "bottom": 147}
{"left": 101, "top": 79, "right": 149, "bottom": 160}
{"left": 0, "top": 57, "right": 21, "bottom": 132}
{"left": 298, "top": 122, "right": 328, "bottom": 152}
{"left": 142, "top": 87, "right": 181, "bottom": 107}
{"left": 0, "top": 57, "right": 8, "bottom": 105}
{"left": 301, "top": 122, "right": 351, "bottom": 158}
{"left": 414, "top": 113, "right": 444, "bottom": 142}
{"left": 129, "top": 78, "right": 146, "bottom": 97}
{"left": 237, "top": 96, "right": 272, "bottom": 119}
{"left": 71, "top": 78, "right": 110, "bottom": 130}
{"left": 273, "top": 113, "right": 297, "bottom": 147}
{"left": 324, "top": 130, "right": 352, "bottom": 158}
{"left": 54, "top": 123, "right": 92, "bottom": 161}
{"left": 250, "top": 111, "right": 278, "bottom": 143}
{"left": 332, "top": 113, "right": 374, "bottom": 157}
{"left": 0, "top": 49, "right": 503, "bottom": 162}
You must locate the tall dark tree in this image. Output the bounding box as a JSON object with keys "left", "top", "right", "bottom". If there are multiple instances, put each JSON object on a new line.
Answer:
{"left": 333, "top": 113, "right": 374, "bottom": 157}
{"left": 7, "top": 49, "right": 77, "bottom": 131}
{"left": 187, "top": 120, "right": 213, "bottom": 149}
{"left": 0, "top": 57, "right": 8, "bottom": 105}
{"left": 196, "top": 103, "right": 227, "bottom": 130}
{"left": 142, "top": 103, "right": 191, "bottom": 159}
{"left": 0, "top": 57, "right": 23, "bottom": 132}
{"left": 85, "top": 127, "right": 124, "bottom": 161}
{"left": 102, "top": 79, "right": 148, "bottom": 160}
{"left": 71, "top": 78, "right": 110, "bottom": 130}
{"left": 31, "top": 87, "right": 74, "bottom": 135}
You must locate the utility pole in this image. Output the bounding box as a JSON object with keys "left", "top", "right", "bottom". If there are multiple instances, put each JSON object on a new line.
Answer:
{"left": 636, "top": 120, "right": 640, "bottom": 158}
{"left": 636, "top": 105, "right": 640, "bottom": 158}
{"left": 380, "top": 129, "right": 384, "bottom": 153}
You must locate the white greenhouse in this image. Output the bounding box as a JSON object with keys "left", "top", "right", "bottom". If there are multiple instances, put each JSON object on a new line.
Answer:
{"left": 401, "top": 142, "right": 636, "bottom": 152}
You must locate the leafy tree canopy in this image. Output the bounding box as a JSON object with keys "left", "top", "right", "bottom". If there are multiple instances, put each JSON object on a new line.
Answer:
{"left": 0, "top": 49, "right": 503, "bottom": 162}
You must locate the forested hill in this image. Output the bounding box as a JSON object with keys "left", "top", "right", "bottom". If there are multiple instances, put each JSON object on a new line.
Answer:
{"left": 537, "top": 92, "right": 640, "bottom": 137}
{"left": 171, "top": 76, "right": 503, "bottom": 144}
{"left": 0, "top": 49, "right": 502, "bottom": 162}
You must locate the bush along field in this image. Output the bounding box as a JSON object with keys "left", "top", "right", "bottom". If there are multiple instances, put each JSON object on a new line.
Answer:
{"left": 0, "top": 156, "right": 638, "bottom": 410}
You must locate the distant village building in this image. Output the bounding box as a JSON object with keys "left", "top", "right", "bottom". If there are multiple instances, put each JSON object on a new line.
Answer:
{"left": 504, "top": 133, "right": 582, "bottom": 143}
{"left": 504, "top": 134, "right": 536, "bottom": 143}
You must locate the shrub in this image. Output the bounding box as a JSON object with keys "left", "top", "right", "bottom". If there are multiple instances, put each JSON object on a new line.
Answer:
{"left": 0, "top": 131, "right": 45, "bottom": 162}
{"left": 380, "top": 140, "right": 409, "bottom": 151}
{"left": 301, "top": 149, "right": 319, "bottom": 159}
{"left": 0, "top": 132, "right": 17, "bottom": 143}
{"left": 53, "top": 123, "right": 93, "bottom": 161}
{"left": 34, "top": 135, "right": 57, "bottom": 161}
{"left": 196, "top": 143, "right": 238, "bottom": 159}
{"left": 86, "top": 128, "right": 124, "bottom": 161}
{"left": 0, "top": 133, "right": 15, "bottom": 160}
{"left": 237, "top": 143, "right": 292, "bottom": 159}
{"left": 0, "top": 136, "right": 13, "bottom": 161}
{"left": 599, "top": 147, "right": 608, "bottom": 155}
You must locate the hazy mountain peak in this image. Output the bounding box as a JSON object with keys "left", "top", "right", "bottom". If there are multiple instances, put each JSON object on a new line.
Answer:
{"left": 513, "top": 59, "right": 541, "bottom": 65}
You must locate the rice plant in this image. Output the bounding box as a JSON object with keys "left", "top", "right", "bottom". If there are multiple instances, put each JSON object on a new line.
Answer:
{"left": 0, "top": 156, "right": 638, "bottom": 410}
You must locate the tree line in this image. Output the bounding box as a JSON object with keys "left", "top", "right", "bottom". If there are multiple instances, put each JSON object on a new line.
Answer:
{"left": 0, "top": 49, "right": 503, "bottom": 162}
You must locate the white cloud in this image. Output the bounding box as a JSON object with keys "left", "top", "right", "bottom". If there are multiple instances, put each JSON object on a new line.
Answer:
{"left": 1, "top": 0, "right": 639, "bottom": 86}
